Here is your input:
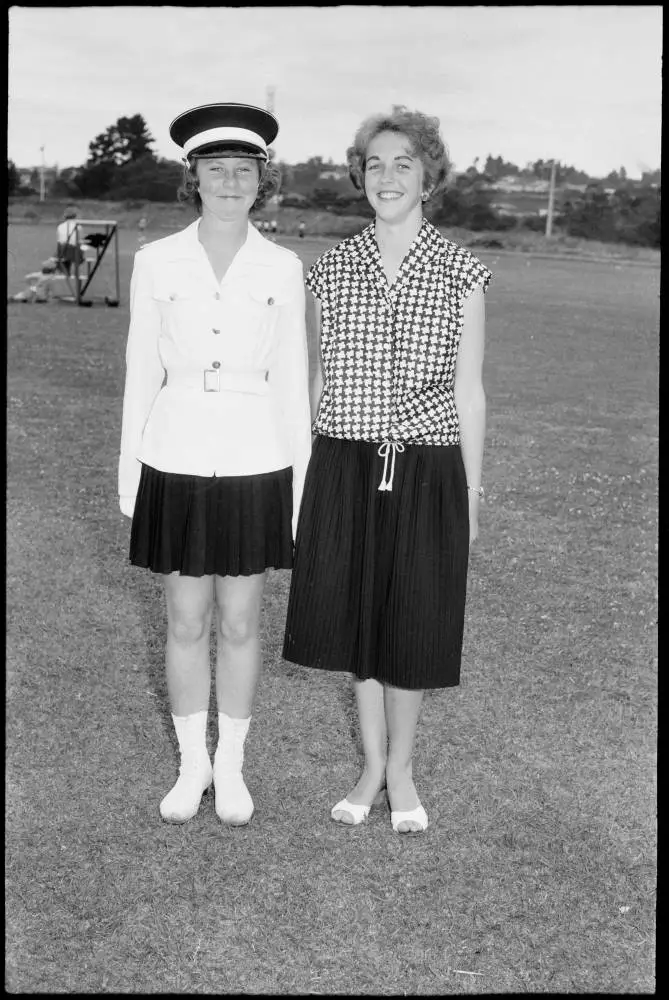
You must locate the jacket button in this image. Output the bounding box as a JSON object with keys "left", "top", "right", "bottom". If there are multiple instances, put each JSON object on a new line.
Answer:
{"left": 169, "top": 293, "right": 176, "bottom": 301}
{"left": 267, "top": 296, "right": 274, "bottom": 305}
{"left": 212, "top": 361, "right": 221, "bottom": 369}
{"left": 212, "top": 328, "right": 220, "bottom": 335}
{"left": 214, "top": 292, "right": 220, "bottom": 300}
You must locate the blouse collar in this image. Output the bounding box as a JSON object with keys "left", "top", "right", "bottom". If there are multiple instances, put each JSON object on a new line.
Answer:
{"left": 351, "top": 218, "right": 445, "bottom": 290}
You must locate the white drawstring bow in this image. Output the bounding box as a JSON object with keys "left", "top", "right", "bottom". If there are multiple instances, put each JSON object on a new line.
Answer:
{"left": 377, "top": 441, "right": 405, "bottom": 491}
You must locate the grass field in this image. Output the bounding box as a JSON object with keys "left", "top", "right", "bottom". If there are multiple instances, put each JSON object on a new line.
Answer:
{"left": 6, "top": 222, "right": 658, "bottom": 993}
{"left": 8, "top": 195, "right": 663, "bottom": 264}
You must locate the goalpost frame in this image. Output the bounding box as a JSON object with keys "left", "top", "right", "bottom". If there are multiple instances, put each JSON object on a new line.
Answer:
{"left": 58, "top": 220, "right": 120, "bottom": 306}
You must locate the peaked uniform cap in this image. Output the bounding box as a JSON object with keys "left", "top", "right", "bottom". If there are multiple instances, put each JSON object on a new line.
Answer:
{"left": 169, "top": 103, "right": 279, "bottom": 159}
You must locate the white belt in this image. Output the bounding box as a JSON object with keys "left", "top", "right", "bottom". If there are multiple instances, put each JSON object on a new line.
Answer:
{"left": 167, "top": 370, "right": 269, "bottom": 394}
{"left": 377, "top": 441, "right": 405, "bottom": 491}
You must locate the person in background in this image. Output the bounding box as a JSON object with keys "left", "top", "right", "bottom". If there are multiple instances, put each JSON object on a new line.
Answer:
{"left": 283, "top": 106, "right": 491, "bottom": 834}
{"left": 56, "top": 204, "right": 82, "bottom": 274}
{"left": 137, "top": 216, "right": 148, "bottom": 248}
{"left": 7, "top": 257, "right": 68, "bottom": 303}
{"left": 271, "top": 219, "right": 278, "bottom": 238}
{"left": 298, "top": 221, "right": 306, "bottom": 239}
{"left": 119, "top": 102, "right": 311, "bottom": 827}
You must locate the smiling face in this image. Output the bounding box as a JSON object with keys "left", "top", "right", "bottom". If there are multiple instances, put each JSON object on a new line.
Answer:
{"left": 363, "top": 130, "right": 426, "bottom": 224}
{"left": 194, "top": 155, "right": 261, "bottom": 221}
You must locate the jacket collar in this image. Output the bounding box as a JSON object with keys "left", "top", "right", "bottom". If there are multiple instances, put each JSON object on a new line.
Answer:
{"left": 158, "top": 218, "right": 279, "bottom": 267}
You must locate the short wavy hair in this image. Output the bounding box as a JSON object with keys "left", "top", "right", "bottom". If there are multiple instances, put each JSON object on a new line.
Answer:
{"left": 177, "top": 147, "right": 281, "bottom": 212}
{"left": 346, "top": 106, "right": 451, "bottom": 200}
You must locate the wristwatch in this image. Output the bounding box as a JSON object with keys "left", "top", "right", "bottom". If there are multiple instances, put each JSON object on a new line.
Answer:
{"left": 467, "top": 485, "right": 485, "bottom": 498}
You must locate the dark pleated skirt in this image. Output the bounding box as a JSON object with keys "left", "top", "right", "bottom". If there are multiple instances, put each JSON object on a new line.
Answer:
{"left": 283, "top": 435, "right": 470, "bottom": 690}
{"left": 130, "top": 463, "right": 293, "bottom": 577}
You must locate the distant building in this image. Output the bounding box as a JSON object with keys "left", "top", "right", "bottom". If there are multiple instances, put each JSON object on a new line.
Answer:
{"left": 58, "top": 167, "right": 80, "bottom": 183}
{"left": 317, "top": 166, "right": 348, "bottom": 181}
{"left": 494, "top": 175, "right": 549, "bottom": 194}
{"left": 278, "top": 192, "right": 309, "bottom": 206}
{"left": 491, "top": 201, "right": 520, "bottom": 216}
{"left": 16, "top": 164, "right": 58, "bottom": 193}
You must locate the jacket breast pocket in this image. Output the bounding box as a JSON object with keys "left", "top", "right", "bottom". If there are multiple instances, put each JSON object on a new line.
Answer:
{"left": 151, "top": 278, "right": 211, "bottom": 331}
{"left": 246, "top": 283, "right": 291, "bottom": 314}
{"left": 151, "top": 278, "right": 201, "bottom": 304}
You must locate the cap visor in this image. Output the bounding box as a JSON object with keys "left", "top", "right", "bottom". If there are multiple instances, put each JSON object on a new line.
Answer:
{"left": 189, "top": 141, "right": 267, "bottom": 159}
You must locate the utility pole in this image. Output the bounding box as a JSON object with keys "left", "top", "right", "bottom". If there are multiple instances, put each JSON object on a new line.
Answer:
{"left": 265, "top": 86, "right": 276, "bottom": 162}
{"left": 545, "top": 158, "right": 557, "bottom": 237}
{"left": 39, "top": 145, "right": 46, "bottom": 202}
{"left": 265, "top": 85, "right": 275, "bottom": 115}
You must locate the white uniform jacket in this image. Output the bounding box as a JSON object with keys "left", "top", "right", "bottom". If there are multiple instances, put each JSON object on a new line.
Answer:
{"left": 118, "top": 219, "right": 312, "bottom": 538}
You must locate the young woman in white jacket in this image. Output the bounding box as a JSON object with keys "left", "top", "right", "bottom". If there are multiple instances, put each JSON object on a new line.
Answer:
{"left": 119, "top": 103, "right": 311, "bottom": 826}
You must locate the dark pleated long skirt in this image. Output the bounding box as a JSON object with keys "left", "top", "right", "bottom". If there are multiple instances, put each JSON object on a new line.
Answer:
{"left": 283, "top": 435, "right": 470, "bottom": 690}
{"left": 130, "top": 463, "right": 294, "bottom": 577}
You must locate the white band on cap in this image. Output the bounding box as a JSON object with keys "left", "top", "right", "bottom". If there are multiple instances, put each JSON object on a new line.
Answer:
{"left": 183, "top": 126, "right": 268, "bottom": 156}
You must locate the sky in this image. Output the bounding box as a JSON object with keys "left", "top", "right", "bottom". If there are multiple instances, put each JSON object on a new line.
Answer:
{"left": 7, "top": 5, "right": 663, "bottom": 179}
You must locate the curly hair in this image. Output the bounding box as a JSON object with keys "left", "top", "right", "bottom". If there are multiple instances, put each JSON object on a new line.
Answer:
{"left": 346, "top": 106, "right": 451, "bottom": 200}
{"left": 177, "top": 147, "right": 281, "bottom": 212}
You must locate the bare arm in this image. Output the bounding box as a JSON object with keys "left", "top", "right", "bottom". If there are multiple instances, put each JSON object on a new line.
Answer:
{"left": 309, "top": 294, "right": 324, "bottom": 425}
{"left": 454, "top": 285, "right": 486, "bottom": 545}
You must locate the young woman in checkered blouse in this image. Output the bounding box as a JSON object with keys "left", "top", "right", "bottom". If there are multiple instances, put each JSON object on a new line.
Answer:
{"left": 283, "top": 107, "right": 492, "bottom": 834}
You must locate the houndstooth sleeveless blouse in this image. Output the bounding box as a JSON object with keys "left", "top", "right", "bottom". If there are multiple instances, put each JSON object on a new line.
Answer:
{"left": 306, "top": 219, "right": 492, "bottom": 446}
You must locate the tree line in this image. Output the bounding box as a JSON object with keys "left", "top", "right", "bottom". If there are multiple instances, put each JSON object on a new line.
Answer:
{"left": 7, "top": 114, "right": 660, "bottom": 248}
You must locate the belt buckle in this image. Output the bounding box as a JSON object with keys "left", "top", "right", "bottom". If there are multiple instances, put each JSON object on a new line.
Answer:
{"left": 204, "top": 369, "right": 220, "bottom": 392}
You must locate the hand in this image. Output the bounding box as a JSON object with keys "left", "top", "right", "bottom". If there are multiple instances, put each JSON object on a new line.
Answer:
{"left": 119, "top": 496, "right": 136, "bottom": 519}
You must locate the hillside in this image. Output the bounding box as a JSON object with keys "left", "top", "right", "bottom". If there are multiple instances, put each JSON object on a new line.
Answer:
{"left": 7, "top": 197, "right": 660, "bottom": 265}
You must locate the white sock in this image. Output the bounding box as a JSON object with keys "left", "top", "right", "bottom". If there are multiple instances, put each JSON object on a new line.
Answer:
{"left": 217, "top": 711, "right": 251, "bottom": 734}
{"left": 216, "top": 712, "right": 251, "bottom": 768}
{"left": 214, "top": 712, "right": 254, "bottom": 823}
{"left": 172, "top": 711, "right": 208, "bottom": 761}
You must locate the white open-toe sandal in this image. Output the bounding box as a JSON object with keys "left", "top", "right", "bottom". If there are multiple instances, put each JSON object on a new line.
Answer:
{"left": 390, "top": 802, "right": 428, "bottom": 833}
{"left": 331, "top": 787, "right": 387, "bottom": 826}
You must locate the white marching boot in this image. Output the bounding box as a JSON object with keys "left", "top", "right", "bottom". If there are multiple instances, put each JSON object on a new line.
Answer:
{"left": 159, "top": 711, "right": 213, "bottom": 823}
{"left": 214, "top": 712, "right": 254, "bottom": 826}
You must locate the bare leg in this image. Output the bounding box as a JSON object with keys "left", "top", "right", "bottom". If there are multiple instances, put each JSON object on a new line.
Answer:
{"left": 332, "top": 677, "right": 387, "bottom": 822}
{"left": 164, "top": 572, "right": 214, "bottom": 715}
{"left": 384, "top": 685, "right": 425, "bottom": 832}
{"left": 212, "top": 572, "right": 267, "bottom": 825}
{"left": 160, "top": 573, "right": 215, "bottom": 823}
{"left": 214, "top": 572, "right": 267, "bottom": 717}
